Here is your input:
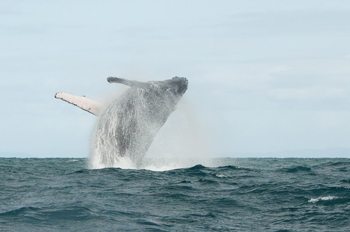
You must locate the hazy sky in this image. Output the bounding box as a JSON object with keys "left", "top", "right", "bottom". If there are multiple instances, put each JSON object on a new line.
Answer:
{"left": 1, "top": 1, "right": 350, "bottom": 157}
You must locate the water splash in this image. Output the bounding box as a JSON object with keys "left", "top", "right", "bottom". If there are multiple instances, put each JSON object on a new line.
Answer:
{"left": 89, "top": 94, "right": 211, "bottom": 170}
{"left": 145, "top": 99, "right": 213, "bottom": 170}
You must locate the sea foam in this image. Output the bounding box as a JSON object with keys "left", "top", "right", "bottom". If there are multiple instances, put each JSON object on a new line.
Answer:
{"left": 308, "top": 196, "right": 338, "bottom": 203}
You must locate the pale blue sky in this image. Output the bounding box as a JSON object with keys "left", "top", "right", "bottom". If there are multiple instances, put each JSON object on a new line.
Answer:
{"left": 1, "top": 0, "right": 350, "bottom": 157}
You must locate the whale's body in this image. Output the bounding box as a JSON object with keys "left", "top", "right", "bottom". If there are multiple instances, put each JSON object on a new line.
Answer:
{"left": 55, "top": 77, "right": 188, "bottom": 167}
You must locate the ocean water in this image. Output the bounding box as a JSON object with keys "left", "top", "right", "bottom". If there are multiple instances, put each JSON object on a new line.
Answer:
{"left": 1, "top": 158, "right": 350, "bottom": 231}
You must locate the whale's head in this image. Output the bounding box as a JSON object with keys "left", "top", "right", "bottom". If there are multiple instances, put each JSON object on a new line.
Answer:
{"left": 107, "top": 75, "right": 188, "bottom": 98}
{"left": 107, "top": 76, "right": 188, "bottom": 95}
{"left": 162, "top": 76, "right": 188, "bottom": 96}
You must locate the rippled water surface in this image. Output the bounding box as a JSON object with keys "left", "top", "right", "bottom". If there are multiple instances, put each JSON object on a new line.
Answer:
{"left": 1, "top": 158, "right": 350, "bottom": 231}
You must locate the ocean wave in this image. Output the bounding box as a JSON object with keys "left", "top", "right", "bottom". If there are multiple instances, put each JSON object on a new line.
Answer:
{"left": 217, "top": 165, "right": 253, "bottom": 171}
{"left": 318, "top": 161, "right": 350, "bottom": 167}
{"left": 307, "top": 195, "right": 350, "bottom": 206}
{"left": 0, "top": 206, "right": 40, "bottom": 217}
{"left": 0, "top": 206, "right": 97, "bottom": 221}
{"left": 215, "top": 173, "right": 226, "bottom": 178}
{"left": 2, "top": 158, "right": 350, "bottom": 231}
{"left": 277, "top": 165, "right": 313, "bottom": 173}
{"left": 308, "top": 196, "right": 338, "bottom": 203}
{"left": 341, "top": 179, "right": 350, "bottom": 184}
{"left": 198, "top": 178, "right": 219, "bottom": 185}
{"left": 188, "top": 164, "right": 206, "bottom": 170}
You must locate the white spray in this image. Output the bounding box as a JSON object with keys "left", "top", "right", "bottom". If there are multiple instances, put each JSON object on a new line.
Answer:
{"left": 89, "top": 77, "right": 209, "bottom": 170}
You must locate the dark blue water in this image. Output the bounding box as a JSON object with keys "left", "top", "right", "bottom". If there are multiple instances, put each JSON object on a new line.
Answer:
{"left": 1, "top": 158, "right": 350, "bottom": 231}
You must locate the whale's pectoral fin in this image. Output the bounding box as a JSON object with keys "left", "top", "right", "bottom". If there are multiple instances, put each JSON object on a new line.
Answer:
{"left": 107, "top": 77, "right": 149, "bottom": 89}
{"left": 55, "top": 92, "right": 102, "bottom": 116}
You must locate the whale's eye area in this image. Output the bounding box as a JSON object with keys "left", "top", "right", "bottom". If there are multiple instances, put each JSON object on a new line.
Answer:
{"left": 167, "top": 77, "right": 188, "bottom": 95}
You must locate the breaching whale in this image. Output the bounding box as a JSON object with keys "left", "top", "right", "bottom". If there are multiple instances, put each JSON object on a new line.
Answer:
{"left": 55, "top": 76, "right": 188, "bottom": 167}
